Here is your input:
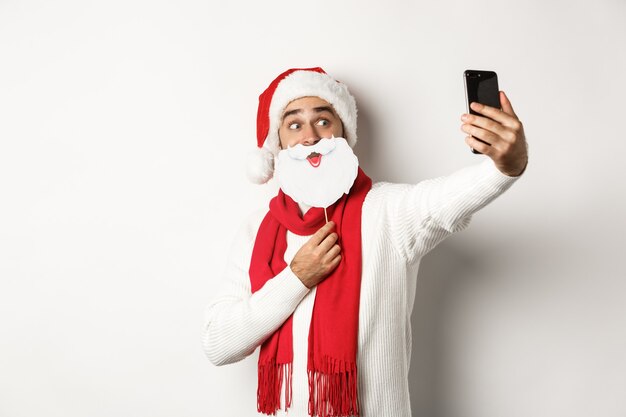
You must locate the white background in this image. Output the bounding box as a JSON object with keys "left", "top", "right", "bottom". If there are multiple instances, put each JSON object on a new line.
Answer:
{"left": 1, "top": 0, "right": 625, "bottom": 416}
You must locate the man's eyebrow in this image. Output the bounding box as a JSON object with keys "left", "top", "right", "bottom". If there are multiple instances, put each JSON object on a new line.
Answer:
{"left": 282, "top": 108, "right": 302, "bottom": 120}
{"left": 282, "top": 106, "right": 335, "bottom": 121}
{"left": 313, "top": 106, "right": 335, "bottom": 115}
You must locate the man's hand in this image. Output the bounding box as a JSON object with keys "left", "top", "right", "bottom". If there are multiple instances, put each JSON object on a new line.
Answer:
{"left": 461, "top": 91, "right": 528, "bottom": 177}
{"left": 290, "top": 221, "right": 341, "bottom": 289}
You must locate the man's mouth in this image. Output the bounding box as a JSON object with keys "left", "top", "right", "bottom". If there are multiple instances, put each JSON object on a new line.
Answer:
{"left": 307, "top": 152, "right": 322, "bottom": 168}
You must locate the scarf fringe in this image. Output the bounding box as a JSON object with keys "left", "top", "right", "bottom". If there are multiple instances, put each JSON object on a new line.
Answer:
{"left": 257, "top": 360, "right": 293, "bottom": 415}
{"left": 307, "top": 357, "right": 359, "bottom": 417}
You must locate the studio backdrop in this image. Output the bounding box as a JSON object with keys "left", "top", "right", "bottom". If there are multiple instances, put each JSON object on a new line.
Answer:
{"left": 1, "top": 0, "right": 624, "bottom": 416}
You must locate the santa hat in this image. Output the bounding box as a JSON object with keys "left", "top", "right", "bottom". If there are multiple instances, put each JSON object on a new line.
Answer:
{"left": 247, "top": 67, "right": 358, "bottom": 184}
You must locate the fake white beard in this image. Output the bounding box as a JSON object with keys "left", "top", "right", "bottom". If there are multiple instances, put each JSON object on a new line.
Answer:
{"left": 274, "top": 137, "right": 359, "bottom": 208}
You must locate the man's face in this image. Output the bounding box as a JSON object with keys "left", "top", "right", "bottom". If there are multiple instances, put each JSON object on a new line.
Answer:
{"left": 278, "top": 96, "right": 344, "bottom": 149}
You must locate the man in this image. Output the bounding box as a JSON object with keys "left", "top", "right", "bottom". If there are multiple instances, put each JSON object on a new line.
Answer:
{"left": 203, "top": 67, "right": 528, "bottom": 417}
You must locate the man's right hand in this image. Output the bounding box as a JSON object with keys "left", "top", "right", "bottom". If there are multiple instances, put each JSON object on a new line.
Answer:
{"left": 290, "top": 221, "right": 341, "bottom": 289}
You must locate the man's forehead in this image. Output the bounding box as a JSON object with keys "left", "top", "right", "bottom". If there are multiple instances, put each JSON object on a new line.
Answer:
{"left": 282, "top": 97, "right": 336, "bottom": 119}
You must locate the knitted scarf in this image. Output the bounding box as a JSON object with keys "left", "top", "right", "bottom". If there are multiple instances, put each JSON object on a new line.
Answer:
{"left": 249, "top": 168, "right": 372, "bottom": 417}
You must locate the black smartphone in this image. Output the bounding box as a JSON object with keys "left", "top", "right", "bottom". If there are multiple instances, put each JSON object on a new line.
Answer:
{"left": 463, "top": 70, "right": 501, "bottom": 154}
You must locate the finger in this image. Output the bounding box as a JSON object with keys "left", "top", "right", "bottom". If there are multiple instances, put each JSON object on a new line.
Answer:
{"left": 469, "top": 101, "right": 518, "bottom": 129}
{"left": 328, "top": 253, "right": 342, "bottom": 270}
{"left": 309, "top": 221, "right": 336, "bottom": 245}
{"left": 461, "top": 113, "right": 508, "bottom": 138}
{"left": 318, "top": 232, "right": 339, "bottom": 253}
{"left": 465, "top": 135, "right": 494, "bottom": 157}
{"left": 499, "top": 91, "right": 518, "bottom": 118}
{"left": 461, "top": 123, "right": 510, "bottom": 150}
{"left": 461, "top": 123, "right": 499, "bottom": 147}
{"left": 323, "top": 244, "right": 341, "bottom": 263}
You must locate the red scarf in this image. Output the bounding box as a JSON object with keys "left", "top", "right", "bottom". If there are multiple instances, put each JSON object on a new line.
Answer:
{"left": 249, "top": 168, "right": 372, "bottom": 417}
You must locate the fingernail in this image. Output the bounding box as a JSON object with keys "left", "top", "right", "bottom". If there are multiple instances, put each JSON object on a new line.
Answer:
{"left": 461, "top": 114, "right": 468, "bottom": 121}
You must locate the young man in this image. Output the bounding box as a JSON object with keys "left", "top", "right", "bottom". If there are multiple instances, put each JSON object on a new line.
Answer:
{"left": 203, "top": 67, "right": 528, "bottom": 417}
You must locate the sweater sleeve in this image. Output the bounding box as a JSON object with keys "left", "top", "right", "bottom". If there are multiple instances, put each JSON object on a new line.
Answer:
{"left": 202, "top": 211, "right": 311, "bottom": 366}
{"left": 381, "top": 158, "right": 520, "bottom": 263}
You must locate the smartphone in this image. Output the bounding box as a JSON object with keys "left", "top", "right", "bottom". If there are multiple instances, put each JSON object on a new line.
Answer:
{"left": 463, "top": 70, "right": 501, "bottom": 154}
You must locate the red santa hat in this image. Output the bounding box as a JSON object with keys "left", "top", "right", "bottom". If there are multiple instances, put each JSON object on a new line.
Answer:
{"left": 247, "top": 67, "right": 358, "bottom": 184}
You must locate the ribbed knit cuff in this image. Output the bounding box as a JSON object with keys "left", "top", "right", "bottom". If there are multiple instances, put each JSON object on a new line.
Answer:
{"left": 249, "top": 266, "right": 311, "bottom": 318}
{"left": 479, "top": 158, "right": 521, "bottom": 189}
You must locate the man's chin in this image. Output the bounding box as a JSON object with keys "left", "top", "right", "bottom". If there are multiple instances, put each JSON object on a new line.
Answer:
{"left": 275, "top": 139, "right": 359, "bottom": 208}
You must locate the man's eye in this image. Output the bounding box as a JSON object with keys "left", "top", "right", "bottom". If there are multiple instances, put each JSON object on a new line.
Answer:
{"left": 289, "top": 123, "right": 300, "bottom": 130}
{"left": 317, "top": 119, "right": 329, "bottom": 127}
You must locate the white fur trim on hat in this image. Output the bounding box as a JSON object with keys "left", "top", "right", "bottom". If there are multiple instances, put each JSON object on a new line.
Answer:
{"left": 246, "top": 145, "right": 275, "bottom": 184}
{"left": 264, "top": 70, "right": 358, "bottom": 159}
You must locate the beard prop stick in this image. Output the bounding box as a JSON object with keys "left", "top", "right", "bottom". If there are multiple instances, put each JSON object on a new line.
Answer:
{"left": 274, "top": 137, "right": 359, "bottom": 222}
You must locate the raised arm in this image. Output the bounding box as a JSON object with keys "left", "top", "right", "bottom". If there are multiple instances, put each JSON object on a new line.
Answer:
{"left": 374, "top": 90, "right": 528, "bottom": 262}
{"left": 372, "top": 159, "right": 519, "bottom": 263}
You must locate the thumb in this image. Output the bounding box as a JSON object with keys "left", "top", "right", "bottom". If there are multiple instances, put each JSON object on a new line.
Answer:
{"left": 500, "top": 91, "right": 518, "bottom": 118}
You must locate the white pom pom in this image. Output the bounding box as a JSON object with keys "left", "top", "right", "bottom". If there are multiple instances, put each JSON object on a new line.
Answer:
{"left": 246, "top": 147, "right": 275, "bottom": 184}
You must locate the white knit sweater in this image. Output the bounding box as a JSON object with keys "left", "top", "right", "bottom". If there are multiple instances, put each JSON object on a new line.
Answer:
{"left": 203, "top": 159, "right": 519, "bottom": 417}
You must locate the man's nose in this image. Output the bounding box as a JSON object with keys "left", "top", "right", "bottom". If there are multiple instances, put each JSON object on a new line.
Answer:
{"left": 301, "top": 123, "right": 321, "bottom": 145}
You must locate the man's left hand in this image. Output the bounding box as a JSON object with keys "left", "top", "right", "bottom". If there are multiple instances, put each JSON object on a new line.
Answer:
{"left": 460, "top": 91, "right": 528, "bottom": 177}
